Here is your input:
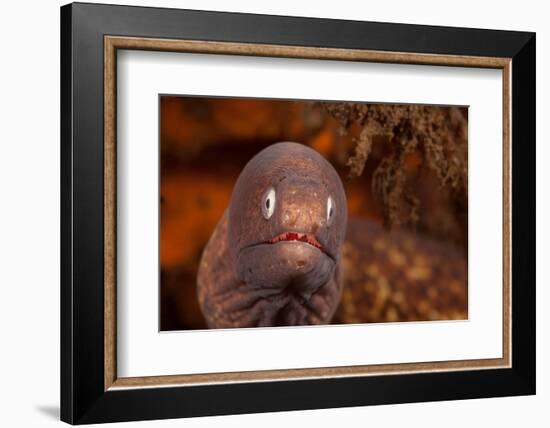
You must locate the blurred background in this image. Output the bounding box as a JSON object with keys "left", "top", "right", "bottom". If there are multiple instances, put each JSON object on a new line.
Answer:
{"left": 160, "top": 96, "right": 468, "bottom": 330}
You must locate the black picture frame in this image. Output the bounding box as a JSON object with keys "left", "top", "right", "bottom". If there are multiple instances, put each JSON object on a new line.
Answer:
{"left": 61, "top": 2, "right": 535, "bottom": 424}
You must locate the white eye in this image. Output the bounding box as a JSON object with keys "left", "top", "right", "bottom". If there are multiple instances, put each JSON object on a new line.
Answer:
{"left": 262, "top": 188, "right": 276, "bottom": 219}
{"left": 327, "top": 196, "right": 335, "bottom": 225}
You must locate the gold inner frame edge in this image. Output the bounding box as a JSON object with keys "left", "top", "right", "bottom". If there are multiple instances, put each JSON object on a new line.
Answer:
{"left": 104, "top": 35, "right": 512, "bottom": 391}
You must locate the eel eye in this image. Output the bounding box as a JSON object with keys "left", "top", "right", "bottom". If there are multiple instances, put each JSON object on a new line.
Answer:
{"left": 327, "top": 196, "right": 335, "bottom": 225}
{"left": 262, "top": 188, "right": 276, "bottom": 219}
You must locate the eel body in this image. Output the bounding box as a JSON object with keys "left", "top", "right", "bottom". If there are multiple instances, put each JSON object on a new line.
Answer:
{"left": 333, "top": 219, "right": 467, "bottom": 324}
{"left": 197, "top": 142, "right": 467, "bottom": 329}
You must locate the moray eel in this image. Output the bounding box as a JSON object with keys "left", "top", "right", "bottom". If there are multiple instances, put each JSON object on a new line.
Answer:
{"left": 197, "top": 142, "right": 347, "bottom": 328}
{"left": 197, "top": 142, "right": 468, "bottom": 329}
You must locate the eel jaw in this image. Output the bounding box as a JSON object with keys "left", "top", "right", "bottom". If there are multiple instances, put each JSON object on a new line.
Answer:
{"left": 265, "top": 231, "right": 334, "bottom": 260}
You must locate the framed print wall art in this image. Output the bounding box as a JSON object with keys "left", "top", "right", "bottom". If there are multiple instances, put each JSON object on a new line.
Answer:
{"left": 60, "top": 2, "right": 536, "bottom": 424}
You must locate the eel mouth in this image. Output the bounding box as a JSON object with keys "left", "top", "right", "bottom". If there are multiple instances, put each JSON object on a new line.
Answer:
{"left": 265, "top": 231, "right": 334, "bottom": 260}
{"left": 267, "top": 232, "right": 322, "bottom": 249}
{"left": 239, "top": 231, "right": 335, "bottom": 262}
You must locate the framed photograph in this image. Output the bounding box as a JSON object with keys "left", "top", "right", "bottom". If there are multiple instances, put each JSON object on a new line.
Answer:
{"left": 60, "top": 2, "right": 535, "bottom": 424}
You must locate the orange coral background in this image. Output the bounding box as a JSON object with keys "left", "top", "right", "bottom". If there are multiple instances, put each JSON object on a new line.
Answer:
{"left": 160, "top": 96, "right": 467, "bottom": 330}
